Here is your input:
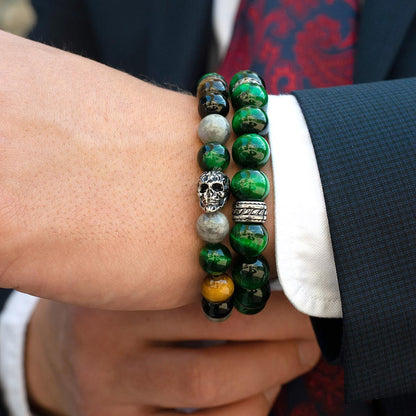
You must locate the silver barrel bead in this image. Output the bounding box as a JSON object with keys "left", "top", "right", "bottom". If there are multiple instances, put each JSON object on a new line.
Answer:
{"left": 232, "top": 201, "right": 267, "bottom": 223}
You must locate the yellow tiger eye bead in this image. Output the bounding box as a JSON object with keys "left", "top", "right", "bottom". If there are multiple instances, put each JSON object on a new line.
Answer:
{"left": 201, "top": 274, "right": 234, "bottom": 303}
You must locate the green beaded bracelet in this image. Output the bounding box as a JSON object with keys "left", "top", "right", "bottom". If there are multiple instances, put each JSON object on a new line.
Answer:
{"left": 229, "top": 70, "right": 271, "bottom": 315}
{"left": 196, "top": 72, "right": 234, "bottom": 322}
{"left": 196, "top": 69, "right": 272, "bottom": 320}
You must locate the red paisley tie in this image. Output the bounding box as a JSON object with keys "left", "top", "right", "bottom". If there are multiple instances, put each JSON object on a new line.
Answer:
{"left": 219, "top": 1, "right": 358, "bottom": 415}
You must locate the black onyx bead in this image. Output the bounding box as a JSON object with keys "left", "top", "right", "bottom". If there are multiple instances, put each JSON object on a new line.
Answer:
{"left": 198, "top": 93, "right": 230, "bottom": 118}
{"left": 201, "top": 296, "right": 233, "bottom": 322}
{"left": 233, "top": 282, "right": 271, "bottom": 315}
{"left": 232, "top": 255, "right": 270, "bottom": 290}
{"left": 197, "top": 78, "right": 228, "bottom": 99}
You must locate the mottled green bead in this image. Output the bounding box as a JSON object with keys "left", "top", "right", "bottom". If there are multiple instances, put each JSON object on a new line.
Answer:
{"left": 231, "top": 82, "right": 268, "bottom": 110}
{"left": 232, "top": 256, "right": 270, "bottom": 289}
{"left": 232, "top": 134, "right": 270, "bottom": 168}
{"left": 198, "top": 143, "right": 230, "bottom": 171}
{"left": 230, "top": 223, "right": 268, "bottom": 256}
{"left": 199, "top": 243, "right": 232, "bottom": 275}
{"left": 229, "top": 70, "right": 265, "bottom": 94}
{"left": 233, "top": 282, "right": 271, "bottom": 315}
{"left": 231, "top": 169, "right": 270, "bottom": 201}
{"left": 232, "top": 106, "right": 269, "bottom": 136}
{"left": 198, "top": 72, "right": 227, "bottom": 87}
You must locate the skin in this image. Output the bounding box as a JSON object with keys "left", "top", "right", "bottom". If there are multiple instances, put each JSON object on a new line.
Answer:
{"left": 26, "top": 292, "right": 320, "bottom": 416}
{"left": 0, "top": 31, "right": 320, "bottom": 415}
{"left": 0, "top": 30, "right": 276, "bottom": 311}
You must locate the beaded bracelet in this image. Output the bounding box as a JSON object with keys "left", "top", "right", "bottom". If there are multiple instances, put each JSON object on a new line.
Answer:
{"left": 229, "top": 70, "right": 271, "bottom": 315}
{"left": 196, "top": 70, "right": 271, "bottom": 321}
{"left": 196, "top": 73, "right": 234, "bottom": 322}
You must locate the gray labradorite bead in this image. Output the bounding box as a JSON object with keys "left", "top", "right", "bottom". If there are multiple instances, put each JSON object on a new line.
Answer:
{"left": 196, "top": 212, "right": 230, "bottom": 243}
{"left": 198, "top": 114, "right": 231, "bottom": 144}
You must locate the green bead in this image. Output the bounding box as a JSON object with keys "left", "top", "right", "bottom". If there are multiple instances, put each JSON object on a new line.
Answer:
{"left": 232, "top": 106, "right": 269, "bottom": 136}
{"left": 231, "top": 169, "right": 270, "bottom": 201}
{"left": 233, "top": 282, "right": 271, "bottom": 315}
{"left": 229, "top": 70, "right": 265, "bottom": 94}
{"left": 199, "top": 243, "right": 232, "bottom": 275}
{"left": 198, "top": 143, "right": 230, "bottom": 171}
{"left": 230, "top": 223, "right": 268, "bottom": 256}
{"left": 231, "top": 82, "right": 268, "bottom": 110}
{"left": 232, "top": 134, "right": 270, "bottom": 168}
{"left": 232, "top": 256, "right": 270, "bottom": 289}
{"left": 198, "top": 72, "right": 227, "bottom": 87}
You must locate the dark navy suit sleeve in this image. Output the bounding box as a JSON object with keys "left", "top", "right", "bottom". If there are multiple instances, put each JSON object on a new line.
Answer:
{"left": 292, "top": 78, "right": 416, "bottom": 406}
{"left": 28, "top": 0, "right": 98, "bottom": 59}
{"left": 0, "top": 289, "right": 13, "bottom": 415}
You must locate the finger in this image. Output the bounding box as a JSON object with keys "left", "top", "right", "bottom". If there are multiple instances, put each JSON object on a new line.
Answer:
{"left": 116, "top": 340, "right": 320, "bottom": 408}
{"left": 121, "top": 292, "right": 315, "bottom": 342}
{"left": 156, "top": 385, "right": 281, "bottom": 416}
{"left": 80, "top": 404, "right": 153, "bottom": 416}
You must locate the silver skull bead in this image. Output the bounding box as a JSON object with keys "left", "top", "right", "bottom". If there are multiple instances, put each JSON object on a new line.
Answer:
{"left": 198, "top": 170, "right": 230, "bottom": 213}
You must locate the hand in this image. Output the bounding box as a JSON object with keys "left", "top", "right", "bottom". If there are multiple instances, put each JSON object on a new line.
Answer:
{"left": 0, "top": 30, "right": 275, "bottom": 311}
{"left": 26, "top": 292, "right": 320, "bottom": 416}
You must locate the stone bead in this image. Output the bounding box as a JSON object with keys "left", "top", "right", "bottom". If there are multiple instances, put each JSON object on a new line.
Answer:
{"left": 197, "top": 77, "right": 228, "bottom": 99}
{"left": 198, "top": 93, "right": 229, "bottom": 118}
{"left": 199, "top": 243, "right": 232, "bottom": 275}
{"left": 233, "top": 282, "right": 271, "bottom": 315}
{"left": 196, "top": 212, "right": 229, "bottom": 243}
{"left": 201, "top": 296, "right": 233, "bottom": 322}
{"left": 198, "top": 143, "right": 230, "bottom": 171}
{"left": 198, "top": 72, "right": 227, "bottom": 86}
{"left": 201, "top": 274, "right": 234, "bottom": 302}
{"left": 231, "top": 81, "right": 268, "bottom": 111}
{"left": 232, "top": 106, "right": 269, "bottom": 136}
{"left": 229, "top": 70, "right": 265, "bottom": 94}
{"left": 198, "top": 114, "right": 231, "bottom": 145}
{"left": 230, "top": 223, "right": 268, "bottom": 256}
{"left": 231, "top": 169, "right": 270, "bottom": 201}
{"left": 232, "top": 134, "right": 270, "bottom": 168}
{"left": 232, "top": 255, "right": 270, "bottom": 289}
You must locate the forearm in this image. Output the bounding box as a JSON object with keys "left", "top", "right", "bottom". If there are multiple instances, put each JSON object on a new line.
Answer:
{"left": 0, "top": 30, "right": 275, "bottom": 310}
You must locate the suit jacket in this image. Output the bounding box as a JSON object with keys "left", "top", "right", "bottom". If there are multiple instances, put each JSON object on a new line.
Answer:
{"left": 1, "top": 0, "right": 416, "bottom": 414}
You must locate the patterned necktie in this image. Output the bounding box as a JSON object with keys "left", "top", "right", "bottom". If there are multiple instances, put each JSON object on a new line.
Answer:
{"left": 219, "top": 0, "right": 357, "bottom": 93}
{"left": 219, "top": 1, "right": 361, "bottom": 415}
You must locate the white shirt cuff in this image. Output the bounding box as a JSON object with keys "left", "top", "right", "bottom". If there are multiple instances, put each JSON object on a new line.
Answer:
{"left": 268, "top": 94, "right": 342, "bottom": 318}
{"left": 0, "top": 291, "right": 39, "bottom": 416}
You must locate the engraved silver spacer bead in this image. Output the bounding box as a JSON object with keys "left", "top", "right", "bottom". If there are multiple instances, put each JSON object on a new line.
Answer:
{"left": 232, "top": 77, "right": 263, "bottom": 92}
{"left": 232, "top": 201, "right": 267, "bottom": 223}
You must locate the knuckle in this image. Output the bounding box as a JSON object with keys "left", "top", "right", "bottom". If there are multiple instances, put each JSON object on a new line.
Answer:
{"left": 296, "top": 340, "right": 321, "bottom": 373}
{"left": 182, "top": 354, "right": 218, "bottom": 406}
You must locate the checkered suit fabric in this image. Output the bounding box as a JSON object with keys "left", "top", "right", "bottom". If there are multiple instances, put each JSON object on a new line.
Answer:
{"left": 293, "top": 78, "right": 416, "bottom": 404}
{"left": 374, "top": 393, "right": 416, "bottom": 416}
